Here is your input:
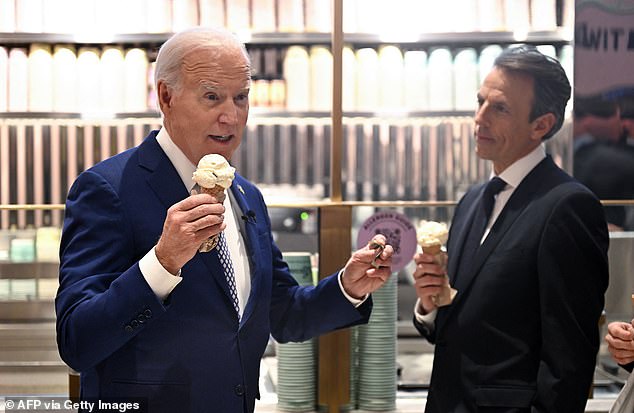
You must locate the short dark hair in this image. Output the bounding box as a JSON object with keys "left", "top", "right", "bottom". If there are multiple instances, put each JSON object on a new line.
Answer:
{"left": 494, "top": 45, "right": 571, "bottom": 140}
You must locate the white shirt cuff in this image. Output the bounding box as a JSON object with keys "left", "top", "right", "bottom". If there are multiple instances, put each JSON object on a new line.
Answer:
{"left": 338, "top": 269, "right": 368, "bottom": 308}
{"left": 139, "top": 246, "right": 183, "bottom": 301}
{"left": 414, "top": 298, "right": 437, "bottom": 332}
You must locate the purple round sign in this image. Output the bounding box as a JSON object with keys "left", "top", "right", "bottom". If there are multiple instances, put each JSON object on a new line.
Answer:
{"left": 356, "top": 210, "right": 417, "bottom": 273}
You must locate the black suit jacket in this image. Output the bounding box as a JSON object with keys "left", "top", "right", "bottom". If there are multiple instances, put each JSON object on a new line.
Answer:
{"left": 415, "top": 156, "right": 609, "bottom": 412}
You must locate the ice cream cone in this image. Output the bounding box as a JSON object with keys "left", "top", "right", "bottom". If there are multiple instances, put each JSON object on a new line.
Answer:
{"left": 417, "top": 220, "right": 456, "bottom": 307}
{"left": 192, "top": 154, "right": 236, "bottom": 253}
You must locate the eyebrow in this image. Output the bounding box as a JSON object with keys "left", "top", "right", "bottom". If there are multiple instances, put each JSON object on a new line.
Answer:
{"left": 199, "top": 81, "right": 220, "bottom": 92}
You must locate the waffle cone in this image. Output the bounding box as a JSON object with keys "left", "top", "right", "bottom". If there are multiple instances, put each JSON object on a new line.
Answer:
{"left": 433, "top": 280, "right": 457, "bottom": 307}
{"left": 421, "top": 244, "right": 442, "bottom": 256}
{"left": 196, "top": 185, "right": 227, "bottom": 252}
{"left": 420, "top": 242, "right": 456, "bottom": 307}
{"left": 200, "top": 186, "right": 227, "bottom": 203}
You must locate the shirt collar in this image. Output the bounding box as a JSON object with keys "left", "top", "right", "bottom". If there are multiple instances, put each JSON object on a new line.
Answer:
{"left": 156, "top": 127, "right": 197, "bottom": 190}
{"left": 494, "top": 144, "right": 546, "bottom": 190}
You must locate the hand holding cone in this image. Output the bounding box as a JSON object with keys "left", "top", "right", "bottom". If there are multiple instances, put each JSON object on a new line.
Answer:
{"left": 417, "top": 220, "right": 456, "bottom": 307}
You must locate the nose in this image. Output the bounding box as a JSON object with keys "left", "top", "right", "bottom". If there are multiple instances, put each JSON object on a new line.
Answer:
{"left": 474, "top": 103, "right": 487, "bottom": 126}
{"left": 218, "top": 101, "right": 238, "bottom": 125}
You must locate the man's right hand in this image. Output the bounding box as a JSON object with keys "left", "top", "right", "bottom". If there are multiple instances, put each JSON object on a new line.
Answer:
{"left": 606, "top": 320, "right": 634, "bottom": 366}
{"left": 155, "top": 193, "right": 225, "bottom": 274}
{"left": 412, "top": 251, "right": 448, "bottom": 314}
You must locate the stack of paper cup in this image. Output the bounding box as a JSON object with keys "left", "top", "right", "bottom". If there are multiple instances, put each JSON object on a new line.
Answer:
{"left": 276, "top": 252, "right": 316, "bottom": 412}
{"left": 357, "top": 274, "right": 397, "bottom": 411}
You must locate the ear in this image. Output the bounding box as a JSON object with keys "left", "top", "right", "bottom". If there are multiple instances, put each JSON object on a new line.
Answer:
{"left": 531, "top": 113, "right": 556, "bottom": 141}
{"left": 157, "top": 80, "right": 172, "bottom": 114}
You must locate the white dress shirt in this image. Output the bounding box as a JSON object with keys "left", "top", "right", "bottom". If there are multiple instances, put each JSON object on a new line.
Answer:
{"left": 138, "top": 127, "right": 251, "bottom": 316}
{"left": 414, "top": 144, "right": 547, "bottom": 328}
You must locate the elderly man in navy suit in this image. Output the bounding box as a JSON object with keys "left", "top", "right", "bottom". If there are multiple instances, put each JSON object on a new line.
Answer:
{"left": 411, "top": 46, "right": 609, "bottom": 412}
{"left": 56, "top": 27, "right": 393, "bottom": 413}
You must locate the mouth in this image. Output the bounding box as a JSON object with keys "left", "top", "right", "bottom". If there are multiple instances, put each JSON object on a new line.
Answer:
{"left": 475, "top": 130, "right": 493, "bottom": 142}
{"left": 209, "top": 134, "right": 233, "bottom": 142}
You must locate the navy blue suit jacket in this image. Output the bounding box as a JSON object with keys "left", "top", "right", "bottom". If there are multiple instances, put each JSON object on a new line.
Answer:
{"left": 415, "top": 156, "right": 609, "bottom": 413}
{"left": 56, "top": 131, "right": 371, "bottom": 412}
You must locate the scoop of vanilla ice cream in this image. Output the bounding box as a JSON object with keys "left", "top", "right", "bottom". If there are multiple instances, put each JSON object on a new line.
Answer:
{"left": 417, "top": 220, "right": 449, "bottom": 247}
{"left": 192, "top": 154, "right": 236, "bottom": 189}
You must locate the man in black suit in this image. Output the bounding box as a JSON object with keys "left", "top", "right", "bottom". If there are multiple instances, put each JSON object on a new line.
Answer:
{"left": 411, "top": 46, "right": 609, "bottom": 412}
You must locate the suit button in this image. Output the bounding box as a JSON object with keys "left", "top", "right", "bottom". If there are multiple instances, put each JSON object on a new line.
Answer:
{"left": 124, "top": 325, "right": 133, "bottom": 333}
{"left": 137, "top": 314, "right": 146, "bottom": 323}
{"left": 130, "top": 320, "right": 139, "bottom": 329}
{"left": 143, "top": 309, "right": 152, "bottom": 318}
{"left": 234, "top": 384, "right": 244, "bottom": 396}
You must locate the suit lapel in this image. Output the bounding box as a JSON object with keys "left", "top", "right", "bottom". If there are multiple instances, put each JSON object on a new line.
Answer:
{"left": 198, "top": 246, "right": 234, "bottom": 304}
{"left": 447, "top": 186, "right": 484, "bottom": 284}
{"left": 230, "top": 176, "right": 261, "bottom": 326}
{"left": 137, "top": 132, "right": 190, "bottom": 209}
{"left": 436, "top": 189, "right": 482, "bottom": 331}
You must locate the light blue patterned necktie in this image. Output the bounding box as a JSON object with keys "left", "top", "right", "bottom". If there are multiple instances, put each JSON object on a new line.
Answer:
{"left": 217, "top": 232, "right": 240, "bottom": 320}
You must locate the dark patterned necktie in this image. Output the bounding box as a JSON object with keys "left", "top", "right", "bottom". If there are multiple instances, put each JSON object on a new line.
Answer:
{"left": 457, "top": 177, "right": 507, "bottom": 280}
{"left": 217, "top": 232, "right": 240, "bottom": 320}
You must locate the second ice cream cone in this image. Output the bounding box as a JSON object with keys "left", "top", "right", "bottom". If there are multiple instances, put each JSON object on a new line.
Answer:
{"left": 422, "top": 245, "right": 456, "bottom": 307}
{"left": 421, "top": 243, "right": 442, "bottom": 257}
{"left": 417, "top": 220, "right": 456, "bottom": 307}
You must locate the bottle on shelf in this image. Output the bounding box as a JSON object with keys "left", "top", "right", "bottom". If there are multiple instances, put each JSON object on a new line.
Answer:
{"left": 251, "top": 0, "right": 276, "bottom": 32}
{"left": 53, "top": 44, "right": 78, "bottom": 112}
{"left": 8, "top": 47, "right": 28, "bottom": 112}
{"left": 0, "top": 46, "right": 8, "bottom": 112}
{"left": 403, "top": 49, "right": 428, "bottom": 111}
{"left": 427, "top": 47, "right": 454, "bottom": 111}
{"left": 355, "top": 48, "right": 379, "bottom": 112}
{"left": 378, "top": 45, "right": 404, "bottom": 110}
{"left": 453, "top": 48, "right": 478, "bottom": 111}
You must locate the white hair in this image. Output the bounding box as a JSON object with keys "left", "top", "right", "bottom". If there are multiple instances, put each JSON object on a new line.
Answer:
{"left": 154, "top": 26, "right": 251, "bottom": 93}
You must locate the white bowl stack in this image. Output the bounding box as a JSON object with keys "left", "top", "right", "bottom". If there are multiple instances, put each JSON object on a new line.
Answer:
{"left": 357, "top": 274, "right": 397, "bottom": 411}
{"left": 276, "top": 252, "right": 316, "bottom": 412}
{"left": 345, "top": 325, "right": 360, "bottom": 411}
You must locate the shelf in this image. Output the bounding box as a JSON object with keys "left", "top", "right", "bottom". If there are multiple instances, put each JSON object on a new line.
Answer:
{"left": 0, "top": 110, "right": 475, "bottom": 120}
{"left": 0, "top": 111, "right": 161, "bottom": 119}
{"left": 0, "top": 29, "right": 572, "bottom": 47}
{"left": 0, "top": 300, "right": 55, "bottom": 321}
{"left": 343, "top": 29, "right": 573, "bottom": 47}
{"left": 0, "top": 32, "right": 333, "bottom": 46}
{"left": 0, "top": 262, "right": 59, "bottom": 279}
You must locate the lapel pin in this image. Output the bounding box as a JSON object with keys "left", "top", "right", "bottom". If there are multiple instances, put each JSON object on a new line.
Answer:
{"left": 238, "top": 184, "right": 245, "bottom": 195}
